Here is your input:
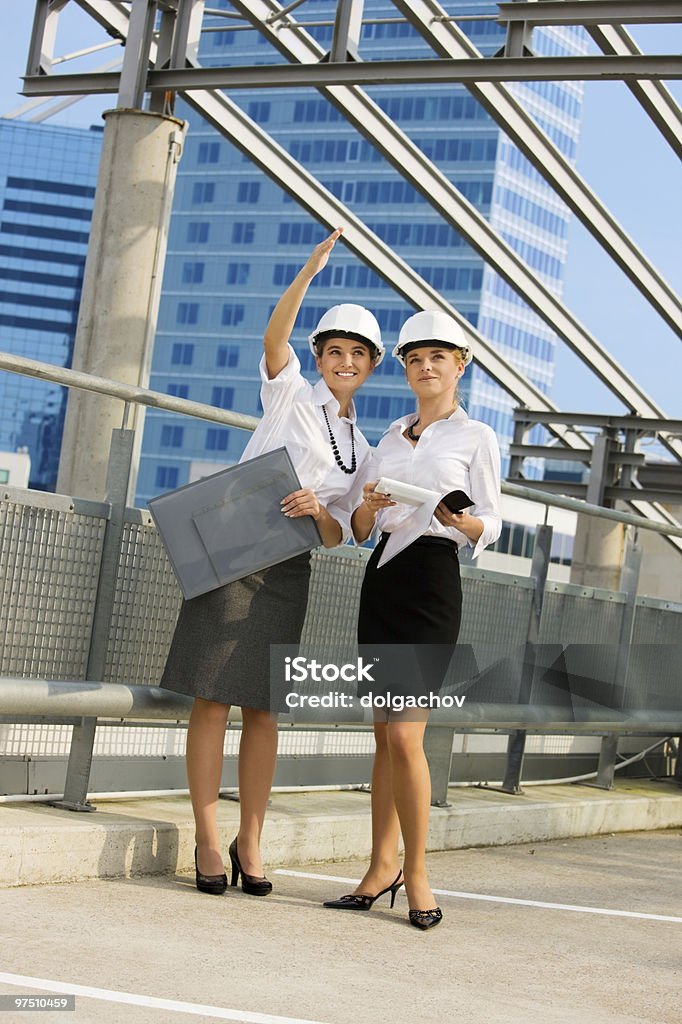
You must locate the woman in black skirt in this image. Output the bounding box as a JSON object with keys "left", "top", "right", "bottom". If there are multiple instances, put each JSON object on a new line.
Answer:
{"left": 161, "top": 229, "right": 385, "bottom": 896}
{"left": 323, "top": 310, "right": 501, "bottom": 929}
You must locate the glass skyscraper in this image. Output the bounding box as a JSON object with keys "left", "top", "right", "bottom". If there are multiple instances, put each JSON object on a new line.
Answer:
{"left": 0, "top": 119, "right": 102, "bottom": 490}
{"left": 138, "top": 0, "right": 586, "bottom": 506}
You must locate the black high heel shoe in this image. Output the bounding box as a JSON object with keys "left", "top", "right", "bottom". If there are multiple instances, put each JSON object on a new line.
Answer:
{"left": 323, "top": 870, "right": 404, "bottom": 911}
{"left": 228, "top": 837, "right": 272, "bottom": 896}
{"left": 408, "top": 907, "right": 443, "bottom": 931}
{"left": 194, "top": 846, "right": 227, "bottom": 896}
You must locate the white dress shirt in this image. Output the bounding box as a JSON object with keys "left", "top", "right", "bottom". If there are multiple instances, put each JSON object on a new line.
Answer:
{"left": 366, "top": 405, "right": 502, "bottom": 559}
{"left": 240, "top": 345, "right": 371, "bottom": 541}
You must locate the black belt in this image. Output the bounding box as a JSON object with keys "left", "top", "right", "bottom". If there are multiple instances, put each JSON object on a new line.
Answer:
{"left": 380, "top": 532, "right": 458, "bottom": 553}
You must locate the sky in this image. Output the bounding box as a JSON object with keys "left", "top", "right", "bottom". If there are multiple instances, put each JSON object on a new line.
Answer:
{"left": 0, "top": 4, "right": 680, "bottom": 419}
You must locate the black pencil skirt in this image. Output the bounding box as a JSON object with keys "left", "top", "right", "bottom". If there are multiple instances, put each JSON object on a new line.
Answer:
{"left": 357, "top": 533, "right": 463, "bottom": 704}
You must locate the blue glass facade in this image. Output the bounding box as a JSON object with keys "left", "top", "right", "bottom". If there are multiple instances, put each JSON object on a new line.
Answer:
{"left": 138, "top": 0, "right": 586, "bottom": 505}
{"left": 0, "top": 119, "right": 101, "bottom": 489}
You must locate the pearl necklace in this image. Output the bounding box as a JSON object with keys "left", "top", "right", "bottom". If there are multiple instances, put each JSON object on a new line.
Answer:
{"left": 322, "top": 406, "right": 356, "bottom": 475}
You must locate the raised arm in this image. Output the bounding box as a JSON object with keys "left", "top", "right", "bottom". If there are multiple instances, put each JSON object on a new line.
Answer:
{"left": 264, "top": 228, "right": 343, "bottom": 379}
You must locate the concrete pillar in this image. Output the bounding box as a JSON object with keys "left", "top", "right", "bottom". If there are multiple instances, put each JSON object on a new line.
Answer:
{"left": 570, "top": 516, "right": 626, "bottom": 591}
{"left": 57, "top": 108, "right": 186, "bottom": 502}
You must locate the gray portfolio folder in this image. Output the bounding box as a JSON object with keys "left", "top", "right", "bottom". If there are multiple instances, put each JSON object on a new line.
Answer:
{"left": 148, "top": 447, "right": 322, "bottom": 600}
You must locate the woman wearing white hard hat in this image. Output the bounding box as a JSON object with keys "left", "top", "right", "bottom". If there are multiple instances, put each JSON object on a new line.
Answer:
{"left": 161, "top": 229, "right": 382, "bottom": 898}
{"left": 323, "top": 309, "right": 501, "bottom": 930}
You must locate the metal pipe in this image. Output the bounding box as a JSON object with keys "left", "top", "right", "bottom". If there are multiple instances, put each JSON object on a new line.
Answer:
{"left": 0, "top": 350, "right": 259, "bottom": 433}
{"left": 0, "top": 681, "right": 680, "bottom": 733}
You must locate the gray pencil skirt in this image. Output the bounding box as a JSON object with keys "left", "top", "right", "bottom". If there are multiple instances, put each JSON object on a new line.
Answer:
{"left": 160, "top": 552, "right": 312, "bottom": 710}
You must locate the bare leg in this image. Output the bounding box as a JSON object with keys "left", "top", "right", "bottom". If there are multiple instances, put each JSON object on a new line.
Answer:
{"left": 236, "top": 707, "right": 279, "bottom": 877}
{"left": 386, "top": 719, "right": 435, "bottom": 911}
{"left": 187, "top": 697, "right": 230, "bottom": 875}
{"left": 353, "top": 722, "right": 402, "bottom": 895}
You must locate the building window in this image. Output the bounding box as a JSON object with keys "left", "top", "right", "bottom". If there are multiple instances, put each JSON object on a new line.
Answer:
{"left": 237, "top": 182, "right": 260, "bottom": 204}
{"left": 273, "top": 264, "right": 298, "bottom": 286}
{"left": 171, "top": 343, "right": 194, "bottom": 365}
{"left": 278, "top": 223, "right": 326, "bottom": 246}
{"left": 176, "top": 302, "right": 199, "bottom": 324}
{"left": 226, "top": 262, "right": 250, "bottom": 285}
{"left": 247, "top": 101, "right": 270, "bottom": 122}
{"left": 211, "top": 386, "right": 235, "bottom": 409}
{"left": 167, "top": 383, "right": 189, "bottom": 399}
{"left": 293, "top": 100, "right": 343, "bottom": 123}
{"left": 182, "top": 262, "right": 204, "bottom": 284}
{"left": 0, "top": 469, "right": 9, "bottom": 484}
{"left": 232, "top": 221, "right": 255, "bottom": 244}
{"left": 198, "top": 142, "right": 220, "bottom": 164}
{"left": 156, "top": 466, "right": 179, "bottom": 489}
{"left": 217, "top": 345, "right": 239, "bottom": 367}
{"left": 192, "top": 182, "right": 215, "bottom": 204}
{"left": 221, "top": 304, "right": 244, "bottom": 326}
{"left": 160, "top": 425, "right": 184, "bottom": 448}
{"left": 187, "top": 222, "right": 209, "bottom": 243}
{"left": 212, "top": 30, "right": 235, "bottom": 46}
{"left": 206, "top": 428, "right": 230, "bottom": 451}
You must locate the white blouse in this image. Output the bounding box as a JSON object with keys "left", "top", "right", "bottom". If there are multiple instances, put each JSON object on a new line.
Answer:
{"left": 366, "top": 405, "right": 502, "bottom": 559}
{"left": 240, "top": 345, "right": 371, "bottom": 541}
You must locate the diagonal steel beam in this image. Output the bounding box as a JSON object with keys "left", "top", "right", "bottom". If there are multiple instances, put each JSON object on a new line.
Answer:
{"left": 231, "top": 0, "right": 673, "bottom": 432}
{"left": 392, "top": 0, "right": 682, "bottom": 341}
{"left": 588, "top": 21, "right": 682, "bottom": 159}
{"left": 25, "top": 0, "right": 70, "bottom": 78}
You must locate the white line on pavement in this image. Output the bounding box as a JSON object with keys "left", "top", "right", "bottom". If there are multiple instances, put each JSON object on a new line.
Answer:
{"left": 274, "top": 870, "right": 682, "bottom": 923}
{"left": 0, "top": 973, "right": 331, "bottom": 1024}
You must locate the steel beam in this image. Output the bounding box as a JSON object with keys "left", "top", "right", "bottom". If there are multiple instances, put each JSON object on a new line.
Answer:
{"left": 330, "top": 0, "right": 364, "bottom": 62}
{"left": 117, "top": 0, "right": 158, "bottom": 109}
{"left": 588, "top": 22, "right": 682, "bottom": 160}
{"left": 170, "top": 0, "right": 205, "bottom": 68}
{"left": 512, "top": 411, "right": 682, "bottom": 432}
{"left": 393, "top": 0, "right": 682, "bottom": 342}
{"left": 25, "top": 0, "right": 69, "bottom": 77}
{"left": 22, "top": 54, "right": 682, "bottom": 95}
{"left": 497, "top": 2, "right": 682, "bottom": 27}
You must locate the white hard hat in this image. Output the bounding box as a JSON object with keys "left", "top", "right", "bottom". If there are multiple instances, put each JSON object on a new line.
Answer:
{"left": 308, "top": 304, "right": 385, "bottom": 365}
{"left": 392, "top": 310, "right": 473, "bottom": 367}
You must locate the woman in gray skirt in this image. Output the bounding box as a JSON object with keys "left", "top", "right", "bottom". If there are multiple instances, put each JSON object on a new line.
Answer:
{"left": 161, "top": 229, "right": 384, "bottom": 896}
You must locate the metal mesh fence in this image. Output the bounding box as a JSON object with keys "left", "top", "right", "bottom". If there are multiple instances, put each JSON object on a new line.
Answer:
{"left": 459, "top": 570, "right": 534, "bottom": 646}
{"left": 104, "top": 512, "right": 182, "bottom": 685}
{"left": 626, "top": 600, "right": 682, "bottom": 711}
{"left": 0, "top": 498, "right": 105, "bottom": 679}
{"left": 536, "top": 585, "right": 627, "bottom": 713}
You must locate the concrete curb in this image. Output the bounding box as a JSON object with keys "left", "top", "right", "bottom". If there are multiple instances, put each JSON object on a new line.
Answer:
{"left": 1, "top": 780, "right": 681, "bottom": 887}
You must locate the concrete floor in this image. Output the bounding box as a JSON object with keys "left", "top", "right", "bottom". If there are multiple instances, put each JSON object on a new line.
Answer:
{"left": 1, "top": 829, "right": 680, "bottom": 1024}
